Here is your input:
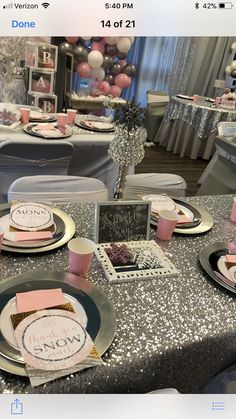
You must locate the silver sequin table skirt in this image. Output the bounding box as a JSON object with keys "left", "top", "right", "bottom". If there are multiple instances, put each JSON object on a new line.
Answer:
{"left": 1, "top": 195, "right": 236, "bottom": 394}
{"left": 155, "top": 96, "right": 236, "bottom": 160}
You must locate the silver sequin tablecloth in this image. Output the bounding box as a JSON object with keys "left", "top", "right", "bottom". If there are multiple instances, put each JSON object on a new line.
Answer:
{"left": 156, "top": 97, "right": 236, "bottom": 159}
{"left": 1, "top": 195, "right": 236, "bottom": 394}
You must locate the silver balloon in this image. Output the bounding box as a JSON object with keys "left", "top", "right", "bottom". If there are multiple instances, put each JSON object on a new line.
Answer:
{"left": 73, "top": 45, "right": 89, "bottom": 64}
{"left": 103, "top": 55, "right": 114, "bottom": 70}
{"left": 59, "top": 42, "right": 73, "bottom": 54}
{"left": 117, "top": 51, "right": 128, "bottom": 60}
{"left": 105, "top": 45, "right": 117, "bottom": 56}
{"left": 122, "top": 64, "right": 136, "bottom": 77}
{"left": 104, "top": 74, "right": 114, "bottom": 85}
{"left": 110, "top": 63, "right": 122, "bottom": 76}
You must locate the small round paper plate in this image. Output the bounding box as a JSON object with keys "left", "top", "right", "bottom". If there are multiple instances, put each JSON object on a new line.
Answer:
{"left": 199, "top": 242, "right": 236, "bottom": 294}
{"left": 143, "top": 194, "right": 177, "bottom": 214}
{"left": 0, "top": 293, "right": 88, "bottom": 352}
{"left": 0, "top": 204, "right": 75, "bottom": 253}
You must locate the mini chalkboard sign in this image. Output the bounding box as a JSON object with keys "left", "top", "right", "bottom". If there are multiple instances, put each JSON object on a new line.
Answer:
{"left": 95, "top": 201, "right": 151, "bottom": 244}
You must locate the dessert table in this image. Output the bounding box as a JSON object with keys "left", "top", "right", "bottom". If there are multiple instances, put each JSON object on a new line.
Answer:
{"left": 155, "top": 96, "right": 236, "bottom": 160}
{"left": 0, "top": 126, "right": 118, "bottom": 199}
{"left": 1, "top": 195, "right": 236, "bottom": 394}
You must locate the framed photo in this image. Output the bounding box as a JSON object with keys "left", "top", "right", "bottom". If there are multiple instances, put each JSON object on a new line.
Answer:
{"left": 25, "top": 42, "right": 58, "bottom": 71}
{"left": 29, "top": 69, "right": 55, "bottom": 95}
{"left": 95, "top": 240, "right": 179, "bottom": 283}
{"left": 27, "top": 93, "right": 58, "bottom": 113}
{"left": 95, "top": 201, "right": 151, "bottom": 244}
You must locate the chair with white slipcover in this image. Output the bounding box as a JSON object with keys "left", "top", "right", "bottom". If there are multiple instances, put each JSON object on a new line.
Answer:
{"left": 123, "top": 173, "right": 187, "bottom": 200}
{"left": 146, "top": 90, "right": 170, "bottom": 142}
{"left": 8, "top": 175, "right": 109, "bottom": 203}
{"left": 0, "top": 140, "right": 74, "bottom": 203}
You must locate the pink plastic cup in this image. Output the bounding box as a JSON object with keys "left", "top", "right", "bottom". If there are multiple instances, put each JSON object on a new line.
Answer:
{"left": 230, "top": 197, "right": 236, "bottom": 222}
{"left": 57, "top": 113, "right": 68, "bottom": 127}
{"left": 215, "top": 97, "right": 221, "bottom": 107}
{"left": 193, "top": 95, "right": 199, "bottom": 103}
{"left": 20, "top": 108, "right": 30, "bottom": 124}
{"left": 157, "top": 210, "right": 179, "bottom": 241}
{"left": 67, "top": 109, "right": 77, "bottom": 124}
{"left": 68, "top": 237, "right": 96, "bottom": 277}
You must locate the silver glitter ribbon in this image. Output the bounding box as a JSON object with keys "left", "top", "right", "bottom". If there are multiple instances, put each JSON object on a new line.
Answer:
{"left": 165, "top": 96, "right": 236, "bottom": 140}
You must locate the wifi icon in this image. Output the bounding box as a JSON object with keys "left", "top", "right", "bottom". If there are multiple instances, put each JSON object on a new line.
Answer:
{"left": 42, "top": 2, "right": 50, "bottom": 8}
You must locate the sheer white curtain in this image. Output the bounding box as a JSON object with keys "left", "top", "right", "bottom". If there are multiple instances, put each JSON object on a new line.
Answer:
{"left": 131, "top": 37, "right": 236, "bottom": 105}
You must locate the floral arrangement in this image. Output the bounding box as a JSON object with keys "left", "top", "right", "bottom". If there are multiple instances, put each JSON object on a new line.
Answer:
{"left": 105, "top": 242, "right": 134, "bottom": 266}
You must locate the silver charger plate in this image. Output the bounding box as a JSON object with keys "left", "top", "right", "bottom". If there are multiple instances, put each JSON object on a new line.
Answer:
{"left": 0, "top": 271, "right": 116, "bottom": 376}
{"left": 23, "top": 123, "right": 72, "bottom": 139}
{"left": 150, "top": 198, "right": 214, "bottom": 235}
{"left": 0, "top": 204, "right": 75, "bottom": 253}
{"left": 75, "top": 121, "right": 115, "bottom": 133}
{"left": 199, "top": 241, "right": 236, "bottom": 294}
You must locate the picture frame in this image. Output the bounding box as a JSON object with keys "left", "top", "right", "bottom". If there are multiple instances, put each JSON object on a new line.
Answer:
{"left": 95, "top": 240, "right": 179, "bottom": 283}
{"left": 29, "top": 69, "right": 55, "bottom": 95}
{"left": 94, "top": 201, "right": 151, "bottom": 244}
{"left": 27, "top": 92, "right": 58, "bottom": 113}
{"left": 25, "top": 42, "right": 58, "bottom": 72}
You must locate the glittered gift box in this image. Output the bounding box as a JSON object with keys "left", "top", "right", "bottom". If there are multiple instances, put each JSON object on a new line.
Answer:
{"left": 25, "top": 42, "right": 58, "bottom": 72}
{"left": 27, "top": 92, "right": 58, "bottom": 113}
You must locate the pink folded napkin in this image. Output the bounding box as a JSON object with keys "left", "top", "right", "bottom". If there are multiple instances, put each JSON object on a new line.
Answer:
{"left": 226, "top": 254, "right": 236, "bottom": 263}
{"left": 177, "top": 215, "right": 193, "bottom": 224}
{"left": 36, "top": 124, "right": 55, "bottom": 131}
{"left": 15, "top": 231, "right": 53, "bottom": 242}
{"left": 16, "top": 289, "right": 65, "bottom": 313}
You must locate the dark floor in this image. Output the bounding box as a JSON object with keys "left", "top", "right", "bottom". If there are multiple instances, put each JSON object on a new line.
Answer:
{"left": 136, "top": 144, "right": 208, "bottom": 196}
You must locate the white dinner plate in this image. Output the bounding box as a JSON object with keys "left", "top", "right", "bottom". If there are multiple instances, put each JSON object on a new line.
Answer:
{"left": 0, "top": 214, "right": 56, "bottom": 245}
{"left": 0, "top": 293, "right": 88, "bottom": 350}
{"left": 175, "top": 204, "right": 194, "bottom": 222}
{"left": 217, "top": 256, "right": 236, "bottom": 282}
{"left": 142, "top": 195, "right": 177, "bottom": 213}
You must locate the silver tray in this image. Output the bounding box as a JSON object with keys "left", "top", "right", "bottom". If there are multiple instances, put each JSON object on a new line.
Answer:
{"left": 0, "top": 271, "right": 116, "bottom": 376}
{"left": 199, "top": 241, "right": 236, "bottom": 294}
{"left": 150, "top": 198, "right": 214, "bottom": 235}
{"left": 0, "top": 204, "right": 75, "bottom": 253}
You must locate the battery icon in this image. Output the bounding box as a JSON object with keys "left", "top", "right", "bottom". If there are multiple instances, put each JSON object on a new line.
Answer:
{"left": 219, "top": 2, "right": 234, "bottom": 8}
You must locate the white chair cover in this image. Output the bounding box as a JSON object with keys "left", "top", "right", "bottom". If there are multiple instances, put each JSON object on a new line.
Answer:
{"left": 0, "top": 140, "right": 74, "bottom": 203}
{"left": 123, "top": 173, "right": 187, "bottom": 200}
{"left": 148, "top": 388, "right": 179, "bottom": 394}
{"left": 8, "top": 175, "right": 109, "bottom": 203}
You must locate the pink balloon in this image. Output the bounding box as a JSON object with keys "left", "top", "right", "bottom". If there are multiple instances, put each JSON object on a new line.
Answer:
{"left": 66, "top": 37, "right": 79, "bottom": 44}
{"left": 119, "top": 60, "right": 127, "bottom": 68}
{"left": 92, "top": 41, "right": 105, "bottom": 54}
{"left": 115, "top": 73, "right": 131, "bottom": 88}
{"left": 77, "top": 62, "right": 91, "bottom": 78}
{"left": 98, "top": 81, "right": 111, "bottom": 95}
{"left": 110, "top": 85, "right": 122, "bottom": 98}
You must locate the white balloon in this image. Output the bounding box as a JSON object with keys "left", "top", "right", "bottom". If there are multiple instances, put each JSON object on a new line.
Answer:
{"left": 225, "top": 65, "right": 232, "bottom": 75}
{"left": 105, "top": 37, "right": 118, "bottom": 46}
{"left": 91, "top": 66, "right": 105, "bottom": 81}
{"left": 87, "top": 50, "right": 104, "bottom": 69}
{"left": 117, "top": 37, "right": 131, "bottom": 54}
{"left": 231, "top": 42, "right": 236, "bottom": 51}
{"left": 231, "top": 61, "right": 236, "bottom": 70}
{"left": 81, "top": 37, "right": 91, "bottom": 40}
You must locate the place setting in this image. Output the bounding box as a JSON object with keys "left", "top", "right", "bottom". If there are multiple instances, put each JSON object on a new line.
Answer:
{"left": 142, "top": 194, "right": 214, "bottom": 235}
{"left": 75, "top": 119, "right": 115, "bottom": 133}
{"left": 0, "top": 201, "right": 75, "bottom": 253}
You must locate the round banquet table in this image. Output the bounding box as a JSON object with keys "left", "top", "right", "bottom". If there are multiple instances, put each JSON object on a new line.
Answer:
{"left": 1, "top": 195, "right": 236, "bottom": 393}
{"left": 155, "top": 96, "right": 236, "bottom": 160}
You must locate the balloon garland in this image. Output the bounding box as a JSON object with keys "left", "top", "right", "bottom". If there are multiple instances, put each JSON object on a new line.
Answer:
{"left": 59, "top": 36, "right": 136, "bottom": 98}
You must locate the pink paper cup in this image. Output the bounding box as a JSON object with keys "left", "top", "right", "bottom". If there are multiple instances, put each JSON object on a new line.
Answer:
{"left": 67, "top": 109, "right": 77, "bottom": 124}
{"left": 68, "top": 237, "right": 96, "bottom": 277}
{"left": 157, "top": 210, "right": 179, "bottom": 241}
{"left": 230, "top": 197, "right": 236, "bottom": 222}
{"left": 193, "top": 95, "right": 200, "bottom": 103}
{"left": 57, "top": 113, "right": 68, "bottom": 127}
{"left": 20, "top": 108, "right": 30, "bottom": 124}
